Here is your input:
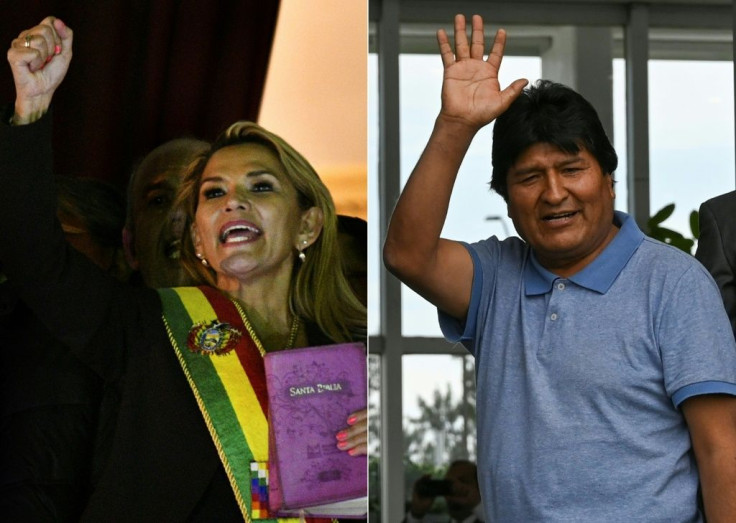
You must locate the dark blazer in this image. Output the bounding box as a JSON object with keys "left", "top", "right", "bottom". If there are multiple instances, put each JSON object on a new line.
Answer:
{"left": 696, "top": 190, "right": 736, "bottom": 335}
{"left": 0, "top": 281, "right": 103, "bottom": 521}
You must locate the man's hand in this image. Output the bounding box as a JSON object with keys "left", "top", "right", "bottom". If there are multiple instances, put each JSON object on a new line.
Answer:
{"left": 437, "top": 14, "right": 527, "bottom": 132}
{"left": 6, "top": 16, "right": 73, "bottom": 125}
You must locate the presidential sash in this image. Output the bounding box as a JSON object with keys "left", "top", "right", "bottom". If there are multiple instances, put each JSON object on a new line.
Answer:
{"left": 158, "top": 286, "right": 335, "bottom": 523}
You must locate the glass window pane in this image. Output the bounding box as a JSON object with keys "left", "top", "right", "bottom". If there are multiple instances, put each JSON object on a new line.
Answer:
{"left": 399, "top": 55, "right": 542, "bottom": 336}
{"left": 649, "top": 60, "right": 735, "bottom": 251}
{"left": 402, "top": 354, "right": 477, "bottom": 516}
{"left": 402, "top": 354, "right": 476, "bottom": 467}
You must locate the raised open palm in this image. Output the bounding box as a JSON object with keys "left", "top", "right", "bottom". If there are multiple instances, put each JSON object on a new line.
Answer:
{"left": 437, "top": 14, "right": 527, "bottom": 130}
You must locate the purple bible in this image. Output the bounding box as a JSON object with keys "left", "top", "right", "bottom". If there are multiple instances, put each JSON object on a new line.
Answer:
{"left": 265, "top": 342, "right": 367, "bottom": 518}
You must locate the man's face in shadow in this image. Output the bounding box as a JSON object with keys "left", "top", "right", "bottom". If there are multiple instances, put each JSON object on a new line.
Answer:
{"left": 125, "top": 139, "right": 208, "bottom": 288}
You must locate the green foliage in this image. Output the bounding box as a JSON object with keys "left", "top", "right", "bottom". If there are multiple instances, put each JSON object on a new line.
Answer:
{"left": 646, "top": 203, "right": 699, "bottom": 255}
{"left": 689, "top": 209, "right": 700, "bottom": 239}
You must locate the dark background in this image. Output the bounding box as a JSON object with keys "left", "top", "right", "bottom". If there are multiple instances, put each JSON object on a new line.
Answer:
{"left": 1, "top": 0, "right": 280, "bottom": 189}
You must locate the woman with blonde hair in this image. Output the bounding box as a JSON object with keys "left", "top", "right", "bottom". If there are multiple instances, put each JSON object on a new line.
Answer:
{"left": 177, "top": 121, "right": 365, "bottom": 344}
{"left": 2, "top": 16, "right": 366, "bottom": 522}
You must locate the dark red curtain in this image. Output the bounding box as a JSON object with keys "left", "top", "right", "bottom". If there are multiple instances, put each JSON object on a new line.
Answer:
{"left": 1, "top": 0, "right": 280, "bottom": 189}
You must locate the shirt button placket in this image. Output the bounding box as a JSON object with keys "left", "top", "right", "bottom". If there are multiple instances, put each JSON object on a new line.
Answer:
{"left": 549, "top": 279, "right": 567, "bottom": 322}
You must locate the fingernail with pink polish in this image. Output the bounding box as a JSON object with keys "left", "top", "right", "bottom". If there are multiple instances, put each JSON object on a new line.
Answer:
{"left": 336, "top": 430, "right": 348, "bottom": 441}
{"left": 347, "top": 414, "right": 357, "bottom": 425}
{"left": 337, "top": 441, "right": 348, "bottom": 450}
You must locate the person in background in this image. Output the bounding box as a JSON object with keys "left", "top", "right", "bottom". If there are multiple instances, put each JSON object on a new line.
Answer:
{"left": 338, "top": 214, "right": 367, "bottom": 307}
{"left": 1, "top": 175, "right": 127, "bottom": 521}
{"left": 124, "top": 137, "right": 210, "bottom": 288}
{"left": 54, "top": 175, "right": 130, "bottom": 282}
{"left": 407, "top": 460, "right": 483, "bottom": 523}
{"left": 3, "top": 16, "right": 367, "bottom": 521}
{"left": 383, "top": 14, "right": 736, "bottom": 521}
{"left": 695, "top": 189, "right": 736, "bottom": 335}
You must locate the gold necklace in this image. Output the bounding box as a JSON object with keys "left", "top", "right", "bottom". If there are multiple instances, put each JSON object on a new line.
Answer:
{"left": 230, "top": 299, "right": 300, "bottom": 356}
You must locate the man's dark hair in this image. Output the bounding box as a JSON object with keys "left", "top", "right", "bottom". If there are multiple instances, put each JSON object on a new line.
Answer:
{"left": 55, "top": 175, "right": 125, "bottom": 249}
{"left": 490, "top": 80, "right": 618, "bottom": 201}
{"left": 337, "top": 215, "right": 367, "bottom": 258}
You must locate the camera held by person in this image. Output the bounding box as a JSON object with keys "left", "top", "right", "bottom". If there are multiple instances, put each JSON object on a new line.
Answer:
{"left": 406, "top": 460, "right": 484, "bottom": 523}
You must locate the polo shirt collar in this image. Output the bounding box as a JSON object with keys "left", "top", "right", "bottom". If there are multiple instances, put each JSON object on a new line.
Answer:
{"left": 524, "top": 211, "right": 644, "bottom": 296}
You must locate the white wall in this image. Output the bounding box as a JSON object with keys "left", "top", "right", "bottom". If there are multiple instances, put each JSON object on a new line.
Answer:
{"left": 259, "top": 0, "right": 367, "bottom": 219}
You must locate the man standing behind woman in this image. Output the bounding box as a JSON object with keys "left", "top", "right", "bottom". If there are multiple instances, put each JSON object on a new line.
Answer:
{"left": 3, "top": 15, "right": 366, "bottom": 522}
{"left": 124, "top": 137, "right": 210, "bottom": 288}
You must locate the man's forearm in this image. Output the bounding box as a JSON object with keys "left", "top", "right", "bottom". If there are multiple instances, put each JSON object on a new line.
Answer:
{"left": 384, "top": 115, "right": 477, "bottom": 275}
{"left": 682, "top": 394, "right": 736, "bottom": 522}
{"left": 700, "top": 451, "right": 736, "bottom": 522}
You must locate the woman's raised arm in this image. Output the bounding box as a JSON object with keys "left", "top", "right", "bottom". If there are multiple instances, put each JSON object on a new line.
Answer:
{"left": 7, "top": 16, "right": 73, "bottom": 125}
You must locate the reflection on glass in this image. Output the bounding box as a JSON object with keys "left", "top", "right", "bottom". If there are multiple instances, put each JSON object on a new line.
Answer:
{"left": 402, "top": 353, "right": 476, "bottom": 515}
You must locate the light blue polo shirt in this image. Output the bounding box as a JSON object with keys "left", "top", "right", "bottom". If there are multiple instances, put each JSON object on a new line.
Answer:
{"left": 440, "top": 211, "right": 736, "bottom": 522}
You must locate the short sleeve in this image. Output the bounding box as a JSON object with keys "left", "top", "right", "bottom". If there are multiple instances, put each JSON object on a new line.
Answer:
{"left": 438, "top": 243, "right": 483, "bottom": 353}
{"left": 659, "top": 263, "right": 736, "bottom": 406}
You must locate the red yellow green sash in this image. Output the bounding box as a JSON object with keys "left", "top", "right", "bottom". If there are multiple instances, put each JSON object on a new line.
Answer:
{"left": 158, "top": 286, "right": 334, "bottom": 523}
